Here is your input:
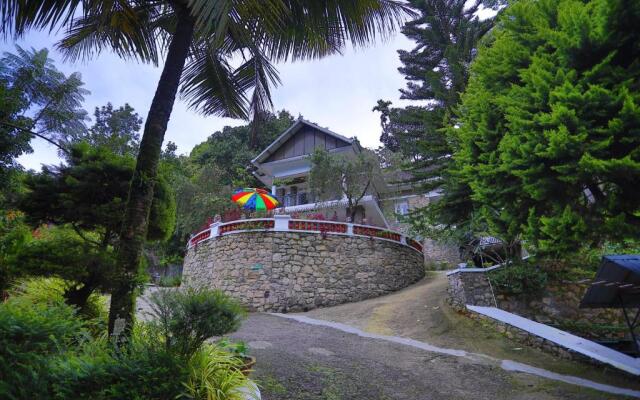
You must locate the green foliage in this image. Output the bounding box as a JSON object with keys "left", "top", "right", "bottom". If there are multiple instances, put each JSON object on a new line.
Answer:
{"left": 0, "top": 45, "right": 88, "bottom": 204}
{"left": 66, "top": 102, "right": 142, "bottom": 156}
{"left": 146, "top": 288, "right": 246, "bottom": 358}
{"left": 0, "top": 210, "right": 30, "bottom": 291}
{"left": 489, "top": 263, "right": 548, "bottom": 296}
{"left": 9, "top": 277, "right": 108, "bottom": 334}
{"left": 438, "top": 0, "right": 640, "bottom": 258}
{"left": 11, "top": 225, "right": 114, "bottom": 282}
{"left": 0, "top": 295, "right": 89, "bottom": 399}
{"left": 309, "top": 148, "right": 381, "bottom": 219}
{"left": 374, "top": 1, "right": 499, "bottom": 237}
{"left": 0, "top": 289, "right": 250, "bottom": 400}
{"left": 181, "top": 343, "right": 253, "bottom": 400}
{"left": 158, "top": 275, "right": 182, "bottom": 287}
{"left": 50, "top": 332, "right": 188, "bottom": 400}
{"left": 21, "top": 143, "right": 175, "bottom": 242}
{"left": 218, "top": 339, "right": 250, "bottom": 359}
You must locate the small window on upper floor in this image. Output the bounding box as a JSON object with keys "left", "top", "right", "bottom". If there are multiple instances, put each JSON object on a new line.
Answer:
{"left": 395, "top": 200, "right": 409, "bottom": 216}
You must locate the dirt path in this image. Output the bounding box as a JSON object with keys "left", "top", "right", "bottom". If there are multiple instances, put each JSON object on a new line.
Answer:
{"left": 302, "top": 272, "right": 640, "bottom": 391}
{"left": 138, "top": 277, "right": 640, "bottom": 399}
{"left": 231, "top": 313, "right": 636, "bottom": 400}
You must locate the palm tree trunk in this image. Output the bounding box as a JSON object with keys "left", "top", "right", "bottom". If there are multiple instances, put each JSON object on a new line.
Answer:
{"left": 108, "top": 6, "right": 194, "bottom": 341}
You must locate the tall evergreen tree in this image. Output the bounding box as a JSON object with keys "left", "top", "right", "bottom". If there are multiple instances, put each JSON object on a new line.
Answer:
{"left": 374, "top": 0, "right": 496, "bottom": 194}
{"left": 451, "top": 0, "right": 640, "bottom": 257}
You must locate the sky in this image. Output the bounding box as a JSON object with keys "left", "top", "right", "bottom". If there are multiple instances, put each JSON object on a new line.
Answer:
{"left": 3, "top": 29, "right": 416, "bottom": 171}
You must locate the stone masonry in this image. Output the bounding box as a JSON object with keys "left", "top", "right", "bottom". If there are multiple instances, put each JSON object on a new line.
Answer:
{"left": 447, "top": 269, "right": 497, "bottom": 309}
{"left": 183, "top": 231, "right": 425, "bottom": 312}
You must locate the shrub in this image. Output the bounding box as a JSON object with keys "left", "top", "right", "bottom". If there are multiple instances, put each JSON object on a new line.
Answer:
{"left": 147, "top": 288, "right": 246, "bottom": 358}
{"left": 0, "top": 296, "right": 89, "bottom": 399}
{"left": 488, "top": 263, "right": 548, "bottom": 296}
{"left": 9, "top": 277, "right": 108, "bottom": 335}
{"left": 181, "top": 343, "right": 255, "bottom": 400}
{"left": 50, "top": 331, "right": 188, "bottom": 400}
{"left": 0, "top": 210, "right": 31, "bottom": 292}
{"left": 158, "top": 275, "right": 182, "bottom": 287}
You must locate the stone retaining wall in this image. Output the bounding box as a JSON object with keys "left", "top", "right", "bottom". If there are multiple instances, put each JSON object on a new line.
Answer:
{"left": 447, "top": 267, "right": 626, "bottom": 340}
{"left": 183, "top": 231, "right": 425, "bottom": 312}
{"left": 447, "top": 268, "right": 497, "bottom": 309}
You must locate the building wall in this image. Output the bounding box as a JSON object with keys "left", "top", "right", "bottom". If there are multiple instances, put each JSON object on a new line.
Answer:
{"left": 183, "top": 231, "right": 425, "bottom": 312}
{"left": 382, "top": 194, "right": 460, "bottom": 268}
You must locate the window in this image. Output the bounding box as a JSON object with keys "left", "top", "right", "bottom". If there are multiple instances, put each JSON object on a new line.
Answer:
{"left": 395, "top": 200, "right": 409, "bottom": 216}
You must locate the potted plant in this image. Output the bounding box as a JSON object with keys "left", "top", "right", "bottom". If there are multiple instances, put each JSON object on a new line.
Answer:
{"left": 219, "top": 339, "right": 256, "bottom": 376}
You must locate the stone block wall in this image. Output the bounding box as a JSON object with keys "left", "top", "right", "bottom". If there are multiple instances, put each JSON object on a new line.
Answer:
{"left": 183, "top": 231, "right": 425, "bottom": 312}
{"left": 423, "top": 239, "right": 460, "bottom": 268}
{"left": 496, "top": 282, "right": 626, "bottom": 339}
{"left": 447, "top": 267, "right": 626, "bottom": 340}
{"left": 446, "top": 269, "right": 497, "bottom": 309}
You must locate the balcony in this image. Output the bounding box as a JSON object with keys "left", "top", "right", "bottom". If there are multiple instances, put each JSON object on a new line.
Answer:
{"left": 277, "top": 192, "right": 310, "bottom": 207}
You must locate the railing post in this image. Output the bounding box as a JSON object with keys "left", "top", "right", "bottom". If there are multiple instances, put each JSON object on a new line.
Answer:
{"left": 274, "top": 215, "right": 290, "bottom": 232}
{"left": 347, "top": 223, "right": 354, "bottom": 236}
{"left": 209, "top": 221, "right": 220, "bottom": 237}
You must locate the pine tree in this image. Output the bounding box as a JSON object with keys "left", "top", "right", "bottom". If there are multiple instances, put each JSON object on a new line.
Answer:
{"left": 374, "top": 0, "right": 500, "bottom": 242}
{"left": 374, "top": 0, "right": 495, "bottom": 188}
{"left": 452, "top": 0, "right": 640, "bottom": 257}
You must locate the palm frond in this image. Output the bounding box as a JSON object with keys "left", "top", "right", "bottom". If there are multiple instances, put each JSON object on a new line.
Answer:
{"left": 0, "top": 0, "right": 83, "bottom": 38}
{"left": 249, "top": 0, "right": 416, "bottom": 62}
{"left": 56, "top": 1, "right": 168, "bottom": 65}
{"left": 180, "top": 38, "right": 248, "bottom": 118}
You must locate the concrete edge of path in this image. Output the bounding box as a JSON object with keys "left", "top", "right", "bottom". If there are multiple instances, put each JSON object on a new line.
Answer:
{"left": 467, "top": 305, "right": 640, "bottom": 377}
{"left": 271, "top": 313, "right": 640, "bottom": 399}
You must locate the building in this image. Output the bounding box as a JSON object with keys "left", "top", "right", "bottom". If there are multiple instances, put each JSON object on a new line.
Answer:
{"left": 250, "top": 117, "right": 459, "bottom": 265}
{"left": 251, "top": 117, "right": 390, "bottom": 227}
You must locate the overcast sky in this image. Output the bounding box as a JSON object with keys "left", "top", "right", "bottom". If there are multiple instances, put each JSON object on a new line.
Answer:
{"left": 3, "top": 29, "right": 416, "bottom": 171}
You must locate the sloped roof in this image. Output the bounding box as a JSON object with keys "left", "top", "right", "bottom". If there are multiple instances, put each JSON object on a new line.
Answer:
{"left": 251, "top": 117, "right": 355, "bottom": 165}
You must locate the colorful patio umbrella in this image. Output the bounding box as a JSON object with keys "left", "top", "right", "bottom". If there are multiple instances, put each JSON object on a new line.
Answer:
{"left": 231, "top": 188, "right": 279, "bottom": 211}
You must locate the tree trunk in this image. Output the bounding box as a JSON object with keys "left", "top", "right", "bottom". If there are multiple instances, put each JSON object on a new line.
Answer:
{"left": 64, "top": 281, "right": 96, "bottom": 313}
{"left": 107, "top": 7, "right": 195, "bottom": 342}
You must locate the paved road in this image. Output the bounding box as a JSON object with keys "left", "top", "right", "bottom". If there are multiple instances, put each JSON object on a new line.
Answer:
{"left": 230, "top": 313, "right": 633, "bottom": 400}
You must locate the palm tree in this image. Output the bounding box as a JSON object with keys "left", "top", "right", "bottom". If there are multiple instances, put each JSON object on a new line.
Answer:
{"left": 1, "top": 0, "right": 412, "bottom": 341}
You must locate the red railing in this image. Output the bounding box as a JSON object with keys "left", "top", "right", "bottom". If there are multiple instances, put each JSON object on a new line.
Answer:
{"left": 353, "top": 225, "right": 402, "bottom": 242}
{"left": 218, "top": 219, "right": 275, "bottom": 234}
{"left": 187, "top": 218, "right": 422, "bottom": 254}
{"left": 407, "top": 238, "right": 423, "bottom": 252}
{"left": 189, "top": 229, "right": 211, "bottom": 247}
{"left": 288, "top": 220, "right": 347, "bottom": 233}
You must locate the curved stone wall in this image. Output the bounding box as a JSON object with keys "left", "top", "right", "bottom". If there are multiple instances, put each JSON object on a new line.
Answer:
{"left": 183, "top": 231, "right": 425, "bottom": 312}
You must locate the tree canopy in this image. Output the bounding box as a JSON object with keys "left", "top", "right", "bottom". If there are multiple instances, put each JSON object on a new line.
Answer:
{"left": 0, "top": 46, "right": 88, "bottom": 204}
{"left": 445, "top": 0, "right": 640, "bottom": 257}
{"left": 309, "top": 147, "right": 381, "bottom": 220}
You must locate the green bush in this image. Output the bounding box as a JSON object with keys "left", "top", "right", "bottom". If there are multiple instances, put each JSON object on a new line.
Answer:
{"left": 0, "top": 288, "right": 249, "bottom": 399}
{"left": 489, "top": 263, "right": 548, "bottom": 296}
{"left": 158, "top": 275, "right": 182, "bottom": 287}
{"left": 181, "top": 343, "right": 253, "bottom": 400}
{"left": 0, "top": 296, "right": 89, "bottom": 399}
{"left": 147, "top": 288, "right": 246, "bottom": 358}
{"left": 0, "top": 210, "right": 31, "bottom": 292}
{"left": 9, "top": 277, "right": 108, "bottom": 335}
{"left": 50, "top": 332, "right": 188, "bottom": 400}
